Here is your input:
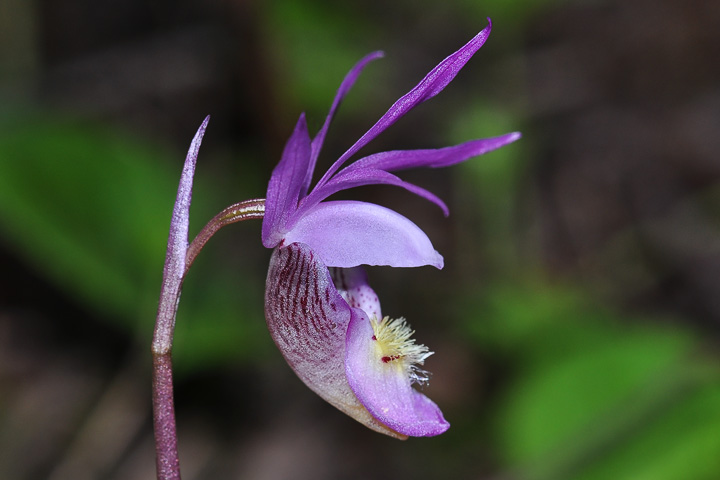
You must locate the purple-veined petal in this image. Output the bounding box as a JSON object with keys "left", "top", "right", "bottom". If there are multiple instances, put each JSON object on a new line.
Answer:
{"left": 344, "top": 132, "right": 522, "bottom": 173}
{"left": 331, "top": 267, "right": 382, "bottom": 321}
{"left": 294, "top": 168, "right": 449, "bottom": 222}
{"left": 345, "top": 312, "right": 450, "bottom": 436}
{"left": 303, "top": 51, "right": 385, "bottom": 197}
{"left": 265, "top": 243, "right": 406, "bottom": 439}
{"left": 262, "top": 114, "right": 312, "bottom": 248}
{"left": 283, "top": 200, "right": 444, "bottom": 269}
{"left": 315, "top": 20, "right": 493, "bottom": 189}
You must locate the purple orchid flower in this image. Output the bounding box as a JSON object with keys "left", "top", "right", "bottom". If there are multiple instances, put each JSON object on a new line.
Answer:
{"left": 262, "top": 19, "right": 520, "bottom": 439}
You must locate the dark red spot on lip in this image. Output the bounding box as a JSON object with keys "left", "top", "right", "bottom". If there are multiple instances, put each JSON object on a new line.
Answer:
{"left": 381, "top": 355, "right": 400, "bottom": 363}
{"left": 372, "top": 335, "right": 377, "bottom": 341}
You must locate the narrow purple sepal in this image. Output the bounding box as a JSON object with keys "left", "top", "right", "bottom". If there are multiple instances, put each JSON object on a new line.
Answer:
{"left": 294, "top": 132, "right": 521, "bottom": 220}
{"left": 345, "top": 313, "right": 450, "bottom": 437}
{"left": 294, "top": 167, "right": 449, "bottom": 221}
{"left": 265, "top": 243, "right": 406, "bottom": 439}
{"left": 262, "top": 114, "right": 312, "bottom": 248}
{"left": 283, "top": 200, "right": 444, "bottom": 269}
{"left": 316, "top": 20, "right": 493, "bottom": 188}
{"left": 346, "top": 132, "right": 522, "bottom": 173}
{"left": 304, "top": 51, "right": 385, "bottom": 196}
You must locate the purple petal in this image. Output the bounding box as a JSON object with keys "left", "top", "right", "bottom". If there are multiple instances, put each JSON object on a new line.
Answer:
{"left": 262, "top": 114, "right": 312, "bottom": 248}
{"left": 294, "top": 168, "right": 449, "bottom": 222}
{"left": 283, "top": 200, "right": 444, "bottom": 269}
{"left": 345, "top": 313, "right": 450, "bottom": 436}
{"left": 331, "top": 267, "right": 382, "bottom": 321}
{"left": 265, "top": 243, "right": 406, "bottom": 439}
{"left": 345, "top": 132, "right": 522, "bottom": 172}
{"left": 315, "top": 20, "right": 493, "bottom": 189}
{"left": 303, "top": 51, "right": 385, "bottom": 196}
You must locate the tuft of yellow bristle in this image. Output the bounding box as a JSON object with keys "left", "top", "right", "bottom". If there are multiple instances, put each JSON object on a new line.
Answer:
{"left": 370, "top": 316, "right": 433, "bottom": 385}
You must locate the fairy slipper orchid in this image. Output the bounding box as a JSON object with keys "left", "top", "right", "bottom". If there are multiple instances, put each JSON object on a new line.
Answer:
{"left": 263, "top": 19, "right": 520, "bottom": 439}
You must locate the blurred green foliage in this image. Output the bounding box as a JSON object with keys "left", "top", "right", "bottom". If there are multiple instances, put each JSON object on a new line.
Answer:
{"left": 450, "top": 91, "right": 720, "bottom": 479}
{"left": 0, "top": 116, "right": 170, "bottom": 320}
{"left": 261, "top": 0, "right": 382, "bottom": 121}
{"left": 468, "top": 282, "right": 720, "bottom": 480}
{"left": 0, "top": 115, "right": 267, "bottom": 371}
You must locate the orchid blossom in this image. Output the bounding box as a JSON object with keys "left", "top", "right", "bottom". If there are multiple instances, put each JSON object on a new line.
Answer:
{"left": 262, "top": 19, "right": 520, "bottom": 439}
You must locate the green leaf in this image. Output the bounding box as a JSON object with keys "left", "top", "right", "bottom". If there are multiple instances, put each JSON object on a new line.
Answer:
{"left": 471, "top": 283, "right": 720, "bottom": 480}
{"left": 496, "top": 327, "right": 695, "bottom": 472}
{"left": 0, "top": 115, "right": 270, "bottom": 372}
{"left": 0, "top": 117, "right": 176, "bottom": 323}
{"left": 575, "top": 380, "right": 720, "bottom": 480}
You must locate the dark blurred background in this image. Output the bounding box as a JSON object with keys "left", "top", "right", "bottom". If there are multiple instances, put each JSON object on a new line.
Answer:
{"left": 1, "top": 0, "right": 719, "bottom": 479}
